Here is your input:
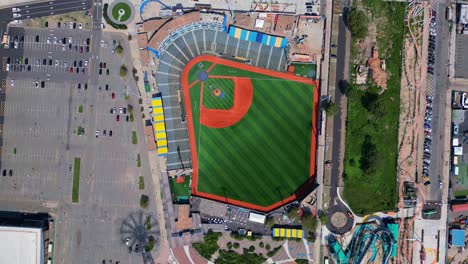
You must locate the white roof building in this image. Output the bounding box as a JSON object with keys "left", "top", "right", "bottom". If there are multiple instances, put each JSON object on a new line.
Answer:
{"left": 255, "top": 19, "right": 265, "bottom": 28}
{"left": 461, "top": 5, "right": 468, "bottom": 25}
{"left": 454, "top": 146, "right": 463, "bottom": 156}
{"left": 248, "top": 212, "right": 266, "bottom": 224}
{"left": 0, "top": 226, "right": 44, "bottom": 264}
{"left": 453, "top": 138, "right": 460, "bottom": 146}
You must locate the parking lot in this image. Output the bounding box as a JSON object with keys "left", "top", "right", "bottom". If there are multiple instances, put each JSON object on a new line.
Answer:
{"left": 423, "top": 2, "right": 450, "bottom": 200}
{"left": 0, "top": 26, "right": 156, "bottom": 263}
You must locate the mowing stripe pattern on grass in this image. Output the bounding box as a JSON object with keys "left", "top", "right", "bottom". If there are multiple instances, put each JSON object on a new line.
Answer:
{"left": 183, "top": 56, "right": 318, "bottom": 210}
{"left": 203, "top": 78, "right": 235, "bottom": 110}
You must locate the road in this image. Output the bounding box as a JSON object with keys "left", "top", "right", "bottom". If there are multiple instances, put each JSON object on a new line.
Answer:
{"left": 0, "top": 0, "right": 93, "bottom": 36}
{"left": 12, "top": 0, "right": 92, "bottom": 21}
{"left": 325, "top": 7, "right": 354, "bottom": 234}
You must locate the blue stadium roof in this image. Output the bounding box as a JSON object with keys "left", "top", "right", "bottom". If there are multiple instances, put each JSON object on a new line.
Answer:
{"left": 451, "top": 229, "right": 465, "bottom": 247}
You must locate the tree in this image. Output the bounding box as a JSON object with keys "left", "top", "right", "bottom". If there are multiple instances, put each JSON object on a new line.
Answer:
{"left": 140, "top": 194, "right": 149, "bottom": 208}
{"left": 287, "top": 204, "right": 301, "bottom": 223}
{"left": 192, "top": 230, "right": 221, "bottom": 260}
{"left": 215, "top": 250, "right": 266, "bottom": 264}
{"left": 347, "top": 9, "right": 369, "bottom": 39}
{"left": 115, "top": 42, "right": 123, "bottom": 54}
{"left": 120, "top": 65, "right": 128, "bottom": 77}
{"left": 144, "top": 235, "right": 155, "bottom": 252}
{"left": 266, "top": 216, "right": 275, "bottom": 228}
{"left": 360, "top": 134, "right": 378, "bottom": 174}
{"left": 361, "top": 91, "right": 380, "bottom": 114}
{"left": 323, "top": 100, "right": 339, "bottom": 116}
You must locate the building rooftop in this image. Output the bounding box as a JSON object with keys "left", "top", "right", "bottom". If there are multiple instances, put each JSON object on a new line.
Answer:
{"left": 451, "top": 229, "right": 465, "bottom": 247}
{"left": 174, "top": 205, "right": 193, "bottom": 231}
{"left": 233, "top": 13, "right": 295, "bottom": 37}
{"left": 0, "top": 226, "right": 43, "bottom": 264}
{"left": 143, "top": 18, "right": 171, "bottom": 33}
{"left": 147, "top": 12, "right": 201, "bottom": 50}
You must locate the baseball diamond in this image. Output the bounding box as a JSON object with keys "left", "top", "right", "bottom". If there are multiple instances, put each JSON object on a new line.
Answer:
{"left": 182, "top": 55, "right": 319, "bottom": 212}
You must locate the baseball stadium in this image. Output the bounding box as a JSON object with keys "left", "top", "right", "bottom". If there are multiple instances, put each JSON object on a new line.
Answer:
{"left": 141, "top": 11, "right": 319, "bottom": 212}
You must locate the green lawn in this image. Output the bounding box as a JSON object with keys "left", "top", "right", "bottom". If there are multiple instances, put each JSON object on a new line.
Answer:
{"left": 343, "top": 0, "right": 405, "bottom": 214}
{"left": 203, "top": 78, "right": 235, "bottom": 109}
{"left": 188, "top": 63, "right": 314, "bottom": 207}
{"left": 137, "top": 154, "right": 141, "bottom": 167}
{"left": 132, "top": 131, "right": 138, "bottom": 144}
{"left": 454, "top": 189, "right": 468, "bottom": 197}
{"left": 169, "top": 176, "right": 191, "bottom": 199}
{"left": 139, "top": 176, "right": 145, "bottom": 190}
{"left": 291, "top": 63, "right": 317, "bottom": 79}
{"left": 112, "top": 2, "right": 131, "bottom": 22}
{"left": 72, "top": 158, "right": 81, "bottom": 203}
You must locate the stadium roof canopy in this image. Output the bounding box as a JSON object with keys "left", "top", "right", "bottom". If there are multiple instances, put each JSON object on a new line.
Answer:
{"left": 0, "top": 226, "right": 43, "bottom": 264}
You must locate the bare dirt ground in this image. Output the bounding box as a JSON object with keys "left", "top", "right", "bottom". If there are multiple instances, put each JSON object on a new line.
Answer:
{"left": 396, "top": 4, "right": 431, "bottom": 263}
{"left": 353, "top": 15, "right": 389, "bottom": 91}
{"left": 21, "top": 11, "right": 93, "bottom": 30}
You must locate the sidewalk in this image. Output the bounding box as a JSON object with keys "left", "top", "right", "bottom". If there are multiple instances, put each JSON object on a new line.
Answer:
{"left": 101, "top": 5, "right": 174, "bottom": 262}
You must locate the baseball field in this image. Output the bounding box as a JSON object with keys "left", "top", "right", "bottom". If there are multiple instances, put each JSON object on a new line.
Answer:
{"left": 182, "top": 55, "right": 318, "bottom": 211}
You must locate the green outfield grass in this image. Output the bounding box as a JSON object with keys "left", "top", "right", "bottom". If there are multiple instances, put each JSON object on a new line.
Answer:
{"left": 188, "top": 62, "right": 314, "bottom": 207}
{"left": 203, "top": 78, "right": 235, "bottom": 109}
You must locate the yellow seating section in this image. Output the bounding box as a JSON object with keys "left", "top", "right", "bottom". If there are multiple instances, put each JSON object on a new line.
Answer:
{"left": 152, "top": 97, "right": 168, "bottom": 156}
{"left": 272, "top": 228, "right": 304, "bottom": 239}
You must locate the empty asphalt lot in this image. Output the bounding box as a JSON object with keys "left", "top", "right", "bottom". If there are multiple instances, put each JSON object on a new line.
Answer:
{"left": 0, "top": 26, "right": 157, "bottom": 263}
